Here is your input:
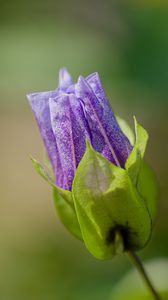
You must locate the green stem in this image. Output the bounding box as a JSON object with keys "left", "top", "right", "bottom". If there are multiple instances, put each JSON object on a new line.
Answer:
{"left": 127, "top": 251, "right": 161, "bottom": 300}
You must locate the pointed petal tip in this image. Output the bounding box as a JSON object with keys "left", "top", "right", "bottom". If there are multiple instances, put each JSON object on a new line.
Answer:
{"left": 77, "top": 75, "right": 85, "bottom": 84}
{"left": 59, "top": 67, "right": 69, "bottom": 77}
{"left": 26, "top": 93, "right": 39, "bottom": 106}
{"left": 59, "top": 67, "right": 73, "bottom": 90}
{"left": 26, "top": 93, "right": 34, "bottom": 102}
{"left": 76, "top": 75, "right": 89, "bottom": 90}
{"left": 86, "top": 71, "right": 100, "bottom": 81}
{"left": 26, "top": 92, "right": 44, "bottom": 103}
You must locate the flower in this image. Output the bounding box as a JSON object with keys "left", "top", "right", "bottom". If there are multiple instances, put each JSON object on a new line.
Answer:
{"left": 28, "top": 69, "right": 158, "bottom": 260}
{"left": 27, "top": 68, "right": 132, "bottom": 191}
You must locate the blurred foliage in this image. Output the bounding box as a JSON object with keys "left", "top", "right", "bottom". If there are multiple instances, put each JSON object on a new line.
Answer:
{"left": 0, "top": 0, "right": 168, "bottom": 299}
{"left": 111, "top": 258, "right": 168, "bottom": 299}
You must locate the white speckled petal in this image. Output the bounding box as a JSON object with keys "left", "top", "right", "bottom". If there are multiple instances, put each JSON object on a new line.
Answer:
{"left": 59, "top": 68, "right": 73, "bottom": 91}
{"left": 27, "top": 90, "right": 63, "bottom": 184}
{"left": 86, "top": 72, "right": 108, "bottom": 105}
{"left": 49, "top": 93, "right": 90, "bottom": 190}
{"left": 75, "top": 76, "right": 132, "bottom": 167}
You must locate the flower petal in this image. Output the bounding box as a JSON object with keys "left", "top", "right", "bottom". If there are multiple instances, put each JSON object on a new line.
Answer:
{"left": 59, "top": 68, "right": 73, "bottom": 91}
{"left": 27, "top": 91, "right": 62, "bottom": 179}
{"left": 49, "top": 93, "right": 90, "bottom": 190}
{"left": 75, "top": 76, "right": 132, "bottom": 167}
{"left": 86, "top": 72, "right": 107, "bottom": 105}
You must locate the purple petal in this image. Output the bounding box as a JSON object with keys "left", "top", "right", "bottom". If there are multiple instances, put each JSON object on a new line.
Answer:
{"left": 27, "top": 90, "right": 62, "bottom": 176}
{"left": 75, "top": 76, "right": 132, "bottom": 167}
{"left": 86, "top": 72, "right": 107, "bottom": 104}
{"left": 49, "top": 93, "right": 90, "bottom": 190}
{"left": 59, "top": 68, "right": 73, "bottom": 91}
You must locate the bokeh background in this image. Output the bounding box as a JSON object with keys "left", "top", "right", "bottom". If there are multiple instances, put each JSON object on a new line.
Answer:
{"left": 0, "top": 1, "right": 168, "bottom": 299}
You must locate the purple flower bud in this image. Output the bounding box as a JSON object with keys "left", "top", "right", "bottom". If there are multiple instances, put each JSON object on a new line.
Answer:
{"left": 27, "top": 68, "right": 132, "bottom": 190}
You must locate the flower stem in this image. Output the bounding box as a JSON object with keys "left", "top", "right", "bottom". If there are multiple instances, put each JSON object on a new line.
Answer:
{"left": 127, "top": 251, "right": 161, "bottom": 300}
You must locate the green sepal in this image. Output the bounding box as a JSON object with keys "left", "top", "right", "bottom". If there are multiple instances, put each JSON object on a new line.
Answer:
{"left": 52, "top": 187, "right": 83, "bottom": 240}
{"left": 125, "top": 119, "right": 159, "bottom": 224}
{"left": 31, "top": 158, "right": 83, "bottom": 240}
{"left": 72, "top": 143, "right": 152, "bottom": 260}
{"left": 136, "top": 160, "right": 159, "bottom": 225}
{"left": 31, "top": 157, "right": 55, "bottom": 187}
{"left": 125, "top": 117, "right": 148, "bottom": 185}
{"left": 116, "top": 115, "right": 135, "bottom": 146}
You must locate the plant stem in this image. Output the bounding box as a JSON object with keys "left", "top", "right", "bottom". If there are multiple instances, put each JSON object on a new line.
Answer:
{"left": 127, "top": 251, "right": 161, "bottom": 300}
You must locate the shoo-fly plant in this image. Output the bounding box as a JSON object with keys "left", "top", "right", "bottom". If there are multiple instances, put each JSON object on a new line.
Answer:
{"left": 27, "top": 68, "right": 160, "bottom": 300}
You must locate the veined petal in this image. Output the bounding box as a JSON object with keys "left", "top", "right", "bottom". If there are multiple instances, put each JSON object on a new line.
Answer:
{"left": 27, "top": 90, "right": 62, "bottom": 174}
{"left": 75, "top": 76, "right": 132, "bottom": 167}
{"left": 59, "top": 68, "right": 73, "bottom": 91}
{"left": 49, "top": 93, "right": 90, "bottom": 190}
{"left": 86, "top": 72, "right": 108, "bottom": 105}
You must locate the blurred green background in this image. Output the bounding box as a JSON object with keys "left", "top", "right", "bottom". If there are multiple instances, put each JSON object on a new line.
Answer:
{"left": 0, "top": 1, "right": 168, "bottom": 299}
